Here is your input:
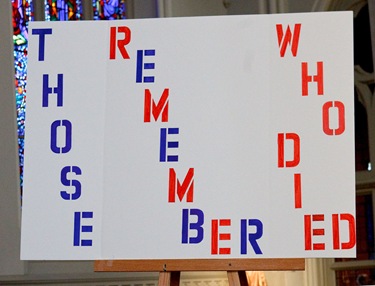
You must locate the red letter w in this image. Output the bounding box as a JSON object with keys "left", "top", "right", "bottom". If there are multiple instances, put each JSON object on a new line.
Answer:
{"left": 276, "top": 23, "right": 301, "bottom": 57}
{"left": 168, "top": 168, "right": 194, "bottom": 202}
{"left": 144, "top": 88, "right": 169, "bottom": 122}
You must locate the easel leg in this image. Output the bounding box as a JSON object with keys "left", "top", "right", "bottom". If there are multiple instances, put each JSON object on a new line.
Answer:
{"left": 238, "top": 271, "right": 249, "bottom": 286}
{"left": 158, "top": 271, "right": 181, "bottom": 286}
{"left": 227, "top": 271, "right": 249, "bottom": 286}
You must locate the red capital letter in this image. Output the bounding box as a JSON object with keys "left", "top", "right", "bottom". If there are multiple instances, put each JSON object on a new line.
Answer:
{"left": 322, "top": 101, "right": 345, "bottom": 135}
{"left": 332, "top": 213, "right": 356, "bottom": 250}
{"left": 109, "top": 26, "right": 131, "bottom": 59}
{"left": 211, "top": 219, "right": 231, "bottom": 255}
{"left": 301, "top": 61, "right": 324, "bottom": 96}
{"left": 168, "top": 168, "right": 194, "bottom": 203}
{"left": 304, "top": 214, "right": 325, "bottom": 250}
{"left": 276, "top": 23, "right": 301, "bottom": 57}
{"left": 144, "top": 88, "right": 169, "bottom": 122}
{"left": 278, "top": 133, "right": 300, "bottom": 168}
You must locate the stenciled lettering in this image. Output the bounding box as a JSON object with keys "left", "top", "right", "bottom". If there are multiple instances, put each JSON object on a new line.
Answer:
{"left": 136, "top": 49, "right": 156, "bottom": 83}
{"left": 240, "top": 219, "right": 263, "bottom": 255}
{"left": 169, "top": 168, "right": 194, "bottom": 203}
{"left": 109, "top": 26, "right": 131, "bottom": 59}
{"left": 50, "top": 119, "right": 72, "bottom": 154}
{"left": 160, "top": 127, "right": 179, "bottom": 162}
{"left": 301, "top": 61, "right": 324, "bottom": 96}
{"left": 181, "top": 208, "right": 204, "bottom": 244}
{"left": 43, "top": 74, "right": 63, "bottom": 107}
{"left": 276, "top": 23, "right": 301, "bottom": 57}
{"left": 73, "top": 211, "right": 93, "bottom": 246}
{"left": 322, "top": 101, "right": 345, "bottom": 135}
{"left": 211, "top": 219, "right": 231, "bottom": 255}
{"left": 32, "top": 28, "right": 53, "bottom": 61}
{"left": 60, "top": 166, "right": 82, "bottom": 200}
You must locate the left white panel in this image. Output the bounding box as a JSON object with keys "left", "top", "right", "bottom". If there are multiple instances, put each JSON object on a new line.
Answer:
{"left": 21, "top": 21, "right": 108, "bottom": 259}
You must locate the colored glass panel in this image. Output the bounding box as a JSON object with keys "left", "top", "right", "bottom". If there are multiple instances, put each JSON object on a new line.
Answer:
{"left": 93, "top": 0, "right": 125, "bottom": 20}
{"left": 12, "top": 0, "right": 34, "bottom": 191}
{"left": 44, "top": 0, "right": 82, "bottom": 21}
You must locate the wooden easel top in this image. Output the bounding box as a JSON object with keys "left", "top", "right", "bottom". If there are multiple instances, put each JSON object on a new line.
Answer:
{"left": 95, "top": 258, "right": 305, "bottom": 272}
{"left": 95, "top": 258, "right": 304, "bottom": 286}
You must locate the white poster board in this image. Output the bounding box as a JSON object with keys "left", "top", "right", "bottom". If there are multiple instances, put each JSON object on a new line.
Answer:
{"left": 21, "top": 12, "right": 355, "bottom": 260}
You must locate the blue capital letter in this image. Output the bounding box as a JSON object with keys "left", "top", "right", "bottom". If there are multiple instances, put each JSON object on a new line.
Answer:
{"left": 73, "top": 211, "right": 93, "bottom": 246}
{"left": 240, "top": 219, "right": 263, "bottom": 254}
{"left": 32, "top": 28, "right": 52, "bottom": 61}
{"left": 50, "top": 119, "right": 72, "bottom": 154}
{"left": 160, "top": 128, "right": 179, "bottom": 162}
{"left": 136, "top": 49, "right": 155, "bottom": 83}
{"left": 43, "top": 74, "right": 63, "bottom": 107}
{"left": 182, "top": 208, "right": 204, "bottom": 244}
{"left": 60, "top": 166, "right": 82, "bottom": 200}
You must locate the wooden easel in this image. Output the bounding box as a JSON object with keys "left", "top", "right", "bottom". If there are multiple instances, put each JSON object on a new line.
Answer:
{"left": 95, "top": 258, "right": 305, "bottom": 286}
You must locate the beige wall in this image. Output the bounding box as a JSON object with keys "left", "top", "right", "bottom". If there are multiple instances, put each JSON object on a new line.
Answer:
{"left": 0, "top": 0, "right": 25, "bottom": 276}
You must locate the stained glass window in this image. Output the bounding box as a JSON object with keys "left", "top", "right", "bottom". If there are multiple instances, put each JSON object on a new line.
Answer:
{"left": 12, "top": 0, "right": 34, "bottom": 191}
{"left": 44, "top": 0, "right": 83, "bottom": 21}
{"left": 93, "top": 0, "right": 126, "bottom": 20}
